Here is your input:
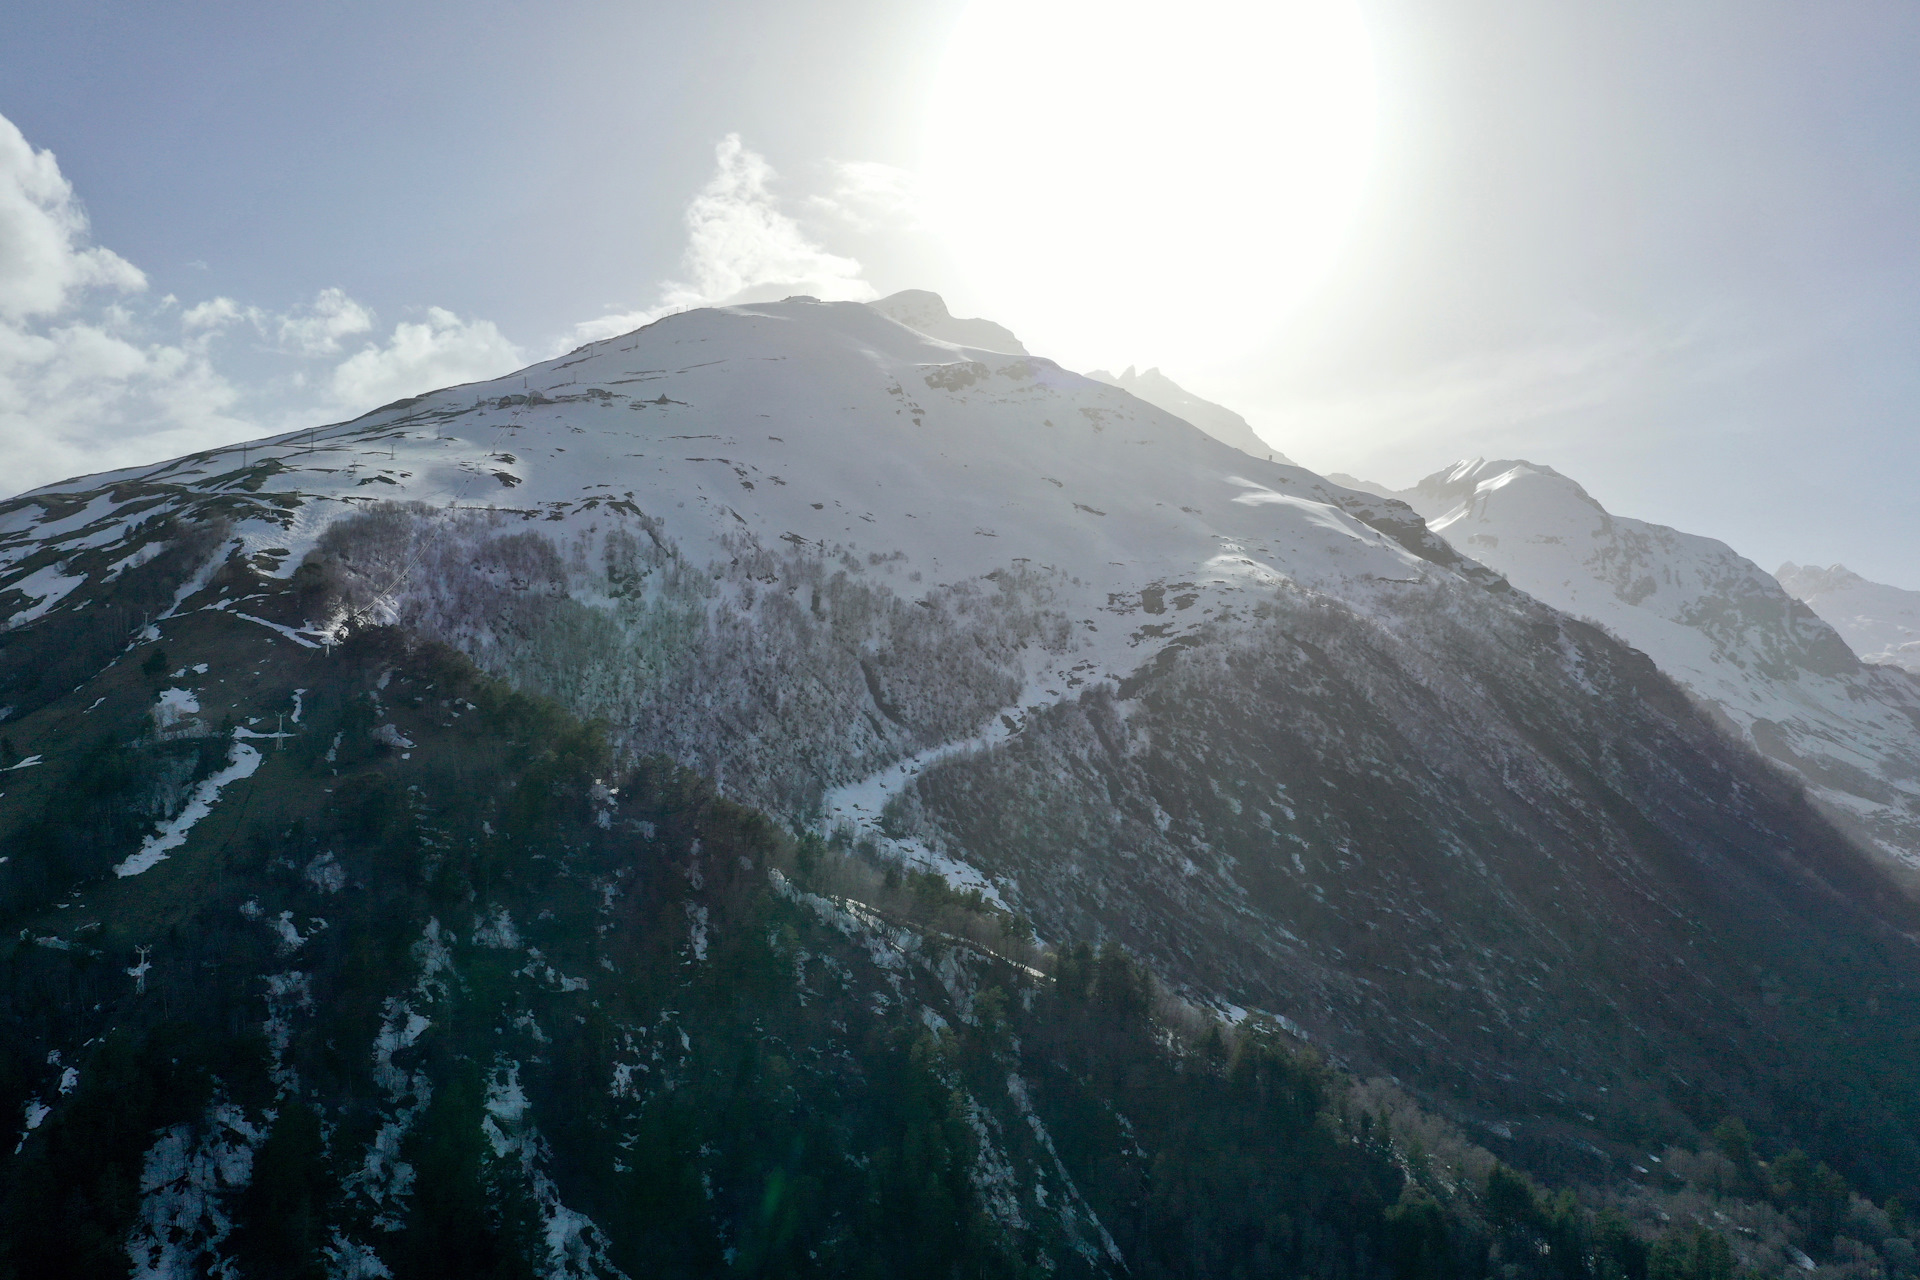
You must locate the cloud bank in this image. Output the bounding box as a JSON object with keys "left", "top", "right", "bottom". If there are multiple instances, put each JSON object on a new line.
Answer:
{"left": 0, "top": 113, "right": 253, "bottom": 490}
{"left": 0, "top": 112, "right": 527, "bottom": 498}
{"left": 0, "top": 117, "right": 145, "bottom": 321}
{"left": 330, "top": 307, "right": 520, "bottom": 408}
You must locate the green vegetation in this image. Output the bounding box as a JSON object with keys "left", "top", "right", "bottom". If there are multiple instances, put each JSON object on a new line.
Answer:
{"left": 0, "top": 609, "right": 1914, "bottom": 1278}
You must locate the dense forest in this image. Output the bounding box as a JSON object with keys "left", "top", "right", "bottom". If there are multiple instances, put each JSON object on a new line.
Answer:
{"left": 1, "top": 598, "right": 1914, "bottom": 1277}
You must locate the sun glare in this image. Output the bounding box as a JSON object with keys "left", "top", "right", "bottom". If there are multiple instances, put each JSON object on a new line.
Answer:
{"left": 922, "top": 0, "right": 1378, "bottom": 373}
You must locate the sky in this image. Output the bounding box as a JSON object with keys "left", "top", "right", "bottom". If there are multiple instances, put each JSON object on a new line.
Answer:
{"left": 2, "top": 0, "right": 1918, "bottom": 586}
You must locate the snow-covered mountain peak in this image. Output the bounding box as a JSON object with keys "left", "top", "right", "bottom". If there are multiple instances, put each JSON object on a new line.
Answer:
{"left": 0, "top": 297, "right": 1472, "bottom": 710}
{"left": 1401, "top": 456, "right": 1856, "bottom": 677}
{"left": 1084, "top": 365, "right": 1292, "bottom": 464}
{"left": 1409, "top": 457, "right": 1599, "bottom": 528}
{"left": 14, "top": 294, "right": 1920, "bottom": 1247}
{"left": 1391, "top": 456, "right": 1920, "bottom": 873}
{"left": 1776, "top": 562, "right": 1869, "bottom": 595}
{"left": 866, "top": 288, "right": 1028, "bottom": 355}
{"left": 1778, "top": 561, "right": 1920, "bottom": 675}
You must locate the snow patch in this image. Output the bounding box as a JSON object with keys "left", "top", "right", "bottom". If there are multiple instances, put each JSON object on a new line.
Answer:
{"left": 152, "top": 687, "right": 200, "bottom": 732}
{"left": 372, "top": 723, "right": 415, "bottom": 749}
{"left": 323, "top": 1233, "right": 394, "bottom": 1278}
{"left": 483, "top": 1060, "right": 632, "bottom": 1279}
{"left": 4, "top": 561, "right": 86, "bottom": 627}
{"left": 473, "top": 905, "right": 523, "bottom": 949}
{"left": 114, "top": 737, "right": 263, "bottom": 877}
{"left": 124, "top": 1100, "right": 263, "bottom": 1280}
{"left": 305, "top": 851, "right": 346, "bottom": 893}
{"left": 15, "top": 1099, "right": 50, "bottom": 1155}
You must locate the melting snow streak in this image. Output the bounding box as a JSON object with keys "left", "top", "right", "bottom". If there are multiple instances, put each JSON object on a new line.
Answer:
{"left": 114, "top": 737, "right": 262, "bottom": 877}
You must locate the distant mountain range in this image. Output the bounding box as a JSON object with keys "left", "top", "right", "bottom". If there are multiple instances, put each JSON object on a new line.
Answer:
{"left": 1777, "top": 560, "right": 1920, "bottom": 675}
{"left": 1348, "top": 457, "right": 1920, "bottom": 881}
{"left": 1084, "top": 365, "right": 1292, "bottom": 463}
{"left": 3, "top": 298, "right": 1917, "bottom": 1277}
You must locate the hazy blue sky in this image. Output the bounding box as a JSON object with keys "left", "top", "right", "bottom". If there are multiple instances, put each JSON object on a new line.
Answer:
{"left": 3, "top": 0, "right": 1918, "bottom": 585}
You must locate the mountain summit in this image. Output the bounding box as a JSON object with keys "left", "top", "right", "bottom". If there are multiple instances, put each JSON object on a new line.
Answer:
{"left": 1777, "top": 560, "right": 1920, "bottom": 674}
{"left": 1085, "top": 365, "right": 1291, "bottom": 462}
{"left": 1387, "top": 456, "right": 1920, "bottom": 877}
{"left": 866, "top": 288, "right": 1028, "bottom": 355}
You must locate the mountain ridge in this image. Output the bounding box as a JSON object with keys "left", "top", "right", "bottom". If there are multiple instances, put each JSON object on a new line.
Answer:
{"left": 1778, "top": 560, "right": 1920, "bottom": 675}
{"left": 1084, "top": 365, "right": 1291, "bottom": 463}
{"left": 1370, "top": 456, "right": 1920, "bottom": 882}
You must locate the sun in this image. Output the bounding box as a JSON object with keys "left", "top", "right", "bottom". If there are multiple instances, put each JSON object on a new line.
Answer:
{"left": 921, "top": 0, "right": 1378, "bottom": 373}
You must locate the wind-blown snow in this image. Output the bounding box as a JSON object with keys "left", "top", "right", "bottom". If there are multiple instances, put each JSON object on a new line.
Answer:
{"left": 869, "top": 289, "right": 1027, "bottom": 356}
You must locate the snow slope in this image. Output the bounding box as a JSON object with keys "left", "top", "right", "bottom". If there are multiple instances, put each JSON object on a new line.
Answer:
{"left": 1777, "top": 561, "right": 1920, "bottom": 675}
{"left": 0, "top": 298, "right": 1448, "bottom": 664}
{"left": 0, "top": 295, "right": 1475, "bottom": 872}
{"left": 867, "top": 289, "right": 1028, "bottom": 356}
{"left": 1396, "top": 458, "right": 1920, "bottom": 873}
{"left": 1085, "top": 365, "right": 1292, "bottom": 463}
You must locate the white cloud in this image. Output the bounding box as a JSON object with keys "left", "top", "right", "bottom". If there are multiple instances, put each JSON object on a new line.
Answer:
{"left": 0, "top": 114, "right": 250, "bottom": 492}
{"left": 0, "top": 111, "right": 528, "bottom": 498}
{"left": 567, "top": 134, "right": 876, "bottom": 349}
{"left": 670, "top": 135, "right": 874, "bottom": 307}
{"left": 181, "top": 296, "right": 245, "bottom": 330}
{"left": 808, "top": 160, "right": 921, "bottom": 234}
{"left": 278, "top": 286, "right": 373, "bottom": 355}
{"left": 566, "top": 310, "right": 656, "bottom": 349}
{"left": 1285, "top": 333, "right": 1666, "bottom": 444}
{"left": 329, "top": 306, "right": 522, "bottom": 409}
{"left": 0, "top": 313, "right": 251, "bottom": 491}
{"left": 1266, "top": 316, "right": 1759, "bottom": 485}
{"left": 0, "top": 115, "right": 146, "bottom": 322}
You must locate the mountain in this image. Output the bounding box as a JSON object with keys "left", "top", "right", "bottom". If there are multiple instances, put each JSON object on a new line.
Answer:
{"left": 867, "top": 288, "right": 1028, "bottom": 355}
{"left": 1777, "top": 561, "right": 1920, "bottom": 675}
{"left": 1386, "top": 457, "right": 1920, "bottom": 879}
{"left": 1085, "top": 365, "right": 1292, "bottom": 462}
{"left": 4, "top": 301, "right": 1920, "bottom": 1276}
{"left": 1326, "top": 472, "right": 1399, "bottom": 500}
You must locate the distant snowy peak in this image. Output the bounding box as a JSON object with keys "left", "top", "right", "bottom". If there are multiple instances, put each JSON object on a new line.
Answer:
{"left": 1385, "top": 455, "right": 1920, "bottom": 873}
{"left": 1322, "top": 473, "right": 1397, "bottom": 501}
{"left": 1777, "top": 563, "right": 1870, "bottom": 596}
{"left": 1085, "top": 366, "right": 1293, "bottom": 464}
{"left": 1400, "top": 457, "right": 1854, "bottom": 678}
{"left": 1402, "top": 457, "right": 1592, "bottom": 524}
{"left": 1778, "top": 562, "right": 1920, "bottom": 675}
{"left": 867, "top": 289, "right": 1027, "bottom": 355}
